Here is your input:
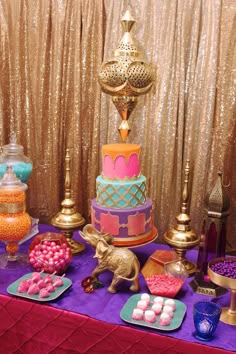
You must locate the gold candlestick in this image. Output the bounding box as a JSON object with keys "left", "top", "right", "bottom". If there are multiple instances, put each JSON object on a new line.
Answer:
{"left": 163, "top": 160, "right": 200, "bottom": 275}
{"left": 51, "top": 149, "right": 85, "bottom": 255}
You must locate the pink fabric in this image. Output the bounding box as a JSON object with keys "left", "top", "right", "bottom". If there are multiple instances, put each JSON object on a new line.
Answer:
{"left": 0, "top": 294, "right": 233, "bottom": 354}
{"left": 103, "top": 154, "right": 140, "bottom": 179}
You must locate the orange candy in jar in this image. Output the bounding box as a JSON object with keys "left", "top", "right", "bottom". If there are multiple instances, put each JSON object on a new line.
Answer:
{"left": 0, "top": 165, "right": 31, "bottom": 257}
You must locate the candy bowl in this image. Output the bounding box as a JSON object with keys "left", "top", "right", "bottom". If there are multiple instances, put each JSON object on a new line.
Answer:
{"left": 145, "top": 261, "right": 188, "bottom": 298}
{"left": 29, "top": 232, "right": 72, "bottom": 274}
{"left": 208, "top": 257, "right": 236, "bottom": 325}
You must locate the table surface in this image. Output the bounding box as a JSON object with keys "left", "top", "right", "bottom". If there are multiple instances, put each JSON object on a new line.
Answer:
{"left": 0, "top": 224, "right": 235, "bottom": 353}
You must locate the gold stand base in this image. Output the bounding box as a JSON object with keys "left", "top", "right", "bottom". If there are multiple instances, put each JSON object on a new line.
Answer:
{"left": 190, "top": 272, "right": 227, "bottom": 297}
{"left": 66, "top": 238, "right": 85, "bottom": 255}
{"left": 62, "top": 230, "right": 85, "bottom": 255}
{"left": 220, "top": 307, "right": 236, "bottom": 325}
{"left": 180, "top": 258, "right": 197, "bottom": 276}
{"left": 51, "top": 213, "right": 86, "bottom": 256}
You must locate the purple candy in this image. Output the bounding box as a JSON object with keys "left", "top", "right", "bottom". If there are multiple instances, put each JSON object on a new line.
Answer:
{"left": 210, "top": 259, "right": 236, "bottom": 279}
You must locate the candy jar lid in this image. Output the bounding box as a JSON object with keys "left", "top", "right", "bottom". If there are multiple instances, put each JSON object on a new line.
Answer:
{"left": 1, "top": 132, "right": 25, "bottom": 155}
{"left": 0, "top": 165, "right": 28, "bottom": 191}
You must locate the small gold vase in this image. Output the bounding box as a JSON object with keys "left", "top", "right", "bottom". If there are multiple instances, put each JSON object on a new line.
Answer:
{"left": 51, "top": 149, "right": 85, "bottom": 255}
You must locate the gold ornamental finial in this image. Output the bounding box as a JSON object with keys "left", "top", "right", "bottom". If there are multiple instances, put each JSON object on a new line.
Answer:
{"left": 175, "top": 160, "right": 191, "bottom": 228}
{"left": 98, "top": 10, "right": 154, "bottom": 141}
{"left": 121, "top": 10, "right": 135, "bottom": 32}
{"left": 51, "top": 148, "right": 85, "bottom": 255}
{"left": 163, "top": 160, "right": 200, "bottom": 275}
{"left": 64, "top": 149, "right": 71, "bottom": 200}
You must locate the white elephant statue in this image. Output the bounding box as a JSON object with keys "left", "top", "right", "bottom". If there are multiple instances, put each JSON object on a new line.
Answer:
{"left": 80, "top": 224, "right": 140, "bottom": 293}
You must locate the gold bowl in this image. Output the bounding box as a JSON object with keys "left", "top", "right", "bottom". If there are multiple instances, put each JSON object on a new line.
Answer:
{"left": 208, "top": 257, "right": 236, "bottom": 325}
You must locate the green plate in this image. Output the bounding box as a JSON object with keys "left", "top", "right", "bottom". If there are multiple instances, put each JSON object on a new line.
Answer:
{"left": 120, "top": 294, "right": 186, "bottom": 331}
{"left": 7, "top": 272, "right": 72, "bottom": 302}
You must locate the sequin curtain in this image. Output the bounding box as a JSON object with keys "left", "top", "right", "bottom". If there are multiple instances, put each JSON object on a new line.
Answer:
{"left": 0, "top": 0, "right": 235, "bottom": 249}
{"left": 0, "top": 0, "right": 104, "bottom": 223}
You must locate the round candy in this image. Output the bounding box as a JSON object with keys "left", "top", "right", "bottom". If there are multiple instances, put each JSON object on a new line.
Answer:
{"left": 29, "top": 232, "right": 72, "bottom": 274}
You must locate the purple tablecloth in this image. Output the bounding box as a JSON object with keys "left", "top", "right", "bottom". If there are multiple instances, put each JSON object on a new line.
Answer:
{"left": 0, "top": 224, "right": 235, "bottom": 352}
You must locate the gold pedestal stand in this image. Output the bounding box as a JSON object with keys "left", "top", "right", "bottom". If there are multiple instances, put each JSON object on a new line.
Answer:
{"left": 208, "top": 257, "right": 236, "bottom": 325}
{"left": 51, "top": 149, "right": 85, "bottom": 255}
{"left": 163, "top": 161, "right": 200, "bottom": 275}
{"left": 190, "top": 271, "right": 227, "bottom": 297}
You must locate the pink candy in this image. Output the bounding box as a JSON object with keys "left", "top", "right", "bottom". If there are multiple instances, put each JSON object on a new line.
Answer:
{"left": 17, "top": 280, "right": 29, "bottom": 293}
{"left": 27, "top": 284, "right": 39, "bottom": 295}
{"left": 46, "top": 284, "right": 55, "bottom": 293}
{"left": 39, "top": 289, "right": 49, "bottom": 298}
{"left": 17, "top": 272, "right": 65, "bottom": 297}
{"left": 29, "top": 239, "right": 72, "bottom": 274}
{"left": 53, "top": 275, "right": 65, "bottom": 287}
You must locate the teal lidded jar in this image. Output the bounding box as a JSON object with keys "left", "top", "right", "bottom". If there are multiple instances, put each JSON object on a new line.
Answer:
{"left": 0, "top": 132, "right": 33, "bottom": 183}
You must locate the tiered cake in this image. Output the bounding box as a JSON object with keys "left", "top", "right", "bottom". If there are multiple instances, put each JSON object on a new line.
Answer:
{"left": 91, "top": 143, "right": 157, "bottom": 247}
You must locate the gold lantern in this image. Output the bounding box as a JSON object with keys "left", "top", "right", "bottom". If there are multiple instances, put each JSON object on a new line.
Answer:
{"left": 163, "top": 160, "right": 200, "bottom": 275}
{"left": 51, "top": 149, "right": 85, "bottom": 255}
{"left": 98, "top": 10, "right": 154, "bottom": 141}
{"left": 190, "top": 171, "right": 230, "bottom": 296}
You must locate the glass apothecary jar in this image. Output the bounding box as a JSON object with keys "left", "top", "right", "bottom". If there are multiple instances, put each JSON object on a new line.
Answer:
{"left": 0, "top": 132, "right": 33, "bottom": 183}
{"left": 29, "top": 232, "right": 72, "bottom": 274}
{"left": 0, "top": 165, "right": 32, "bottom": 268}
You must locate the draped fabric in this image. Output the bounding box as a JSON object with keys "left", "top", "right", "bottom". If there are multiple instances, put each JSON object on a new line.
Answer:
{"left": 0, "top": 0, "right": 235, "bottom": 249}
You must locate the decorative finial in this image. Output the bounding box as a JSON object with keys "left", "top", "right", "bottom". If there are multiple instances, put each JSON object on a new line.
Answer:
{"left": 121, "top": 10, "right": 135, "bottom": 32}
{"left": 9, "top": 131, "right": 17, "bottom": 144}
{"left": 181, "top": 160, "right": 190, "bottom": 214}
{"left": 98, "top": 10, "right": 154, "bottom": 141}
{"left": 64, "top": 148, "right": 71, "bottom": 200}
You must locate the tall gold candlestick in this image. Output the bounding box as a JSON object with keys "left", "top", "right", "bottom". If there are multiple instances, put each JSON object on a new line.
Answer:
{"left": 51, "top": 149, "right": 85, "bottom": 255}
{"left": 163, "top": 160, "right": 200, "bottom": 275}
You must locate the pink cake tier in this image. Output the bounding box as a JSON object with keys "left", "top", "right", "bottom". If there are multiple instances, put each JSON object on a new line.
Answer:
{"left": 91, "top": 198, "right": 157, "bottom": 247}
{"left": 102, "top": 144, "right": 140, "bottom": 180}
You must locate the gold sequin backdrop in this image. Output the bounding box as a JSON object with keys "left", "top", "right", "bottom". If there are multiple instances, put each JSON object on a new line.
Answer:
{"left": 0, "top": 0, "right": 235, "bottom": 249}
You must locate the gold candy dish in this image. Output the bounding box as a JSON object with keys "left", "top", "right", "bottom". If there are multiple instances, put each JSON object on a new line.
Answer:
{"left": 208, "top": 257, "right": 236, "bottom": 325}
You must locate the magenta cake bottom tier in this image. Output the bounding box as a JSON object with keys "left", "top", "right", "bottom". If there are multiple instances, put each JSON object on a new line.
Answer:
{"left": 91, "top": 198, "right": 158, "bottom": 247}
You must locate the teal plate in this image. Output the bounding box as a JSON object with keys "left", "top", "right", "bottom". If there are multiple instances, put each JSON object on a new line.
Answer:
{"left": 120, "top": 294, "right": 186, "bottom": 331}
{"left": 7, "top": 272, "right": 72, "bottom": 302}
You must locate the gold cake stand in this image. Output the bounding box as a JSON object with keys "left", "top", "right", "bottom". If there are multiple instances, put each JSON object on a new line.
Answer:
{"left": 208, "top": 257, "right": 236, "bottom": 325}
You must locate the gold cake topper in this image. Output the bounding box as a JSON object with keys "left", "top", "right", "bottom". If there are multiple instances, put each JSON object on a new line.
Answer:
{"left": 98, "top": 10, "right": 154, "bottom": 141}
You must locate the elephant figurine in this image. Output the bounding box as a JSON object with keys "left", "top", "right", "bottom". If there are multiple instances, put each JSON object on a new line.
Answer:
{"left": 80, "top": 224, "right": 140, "bottom": 293}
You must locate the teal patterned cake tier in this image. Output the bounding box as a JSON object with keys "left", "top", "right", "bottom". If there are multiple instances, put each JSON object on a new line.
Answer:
{"left": 0, "top": 162, "right": 32, "bottom": 183}
{"left": 96, "top": 174, "right": 146, "bottom": 208}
